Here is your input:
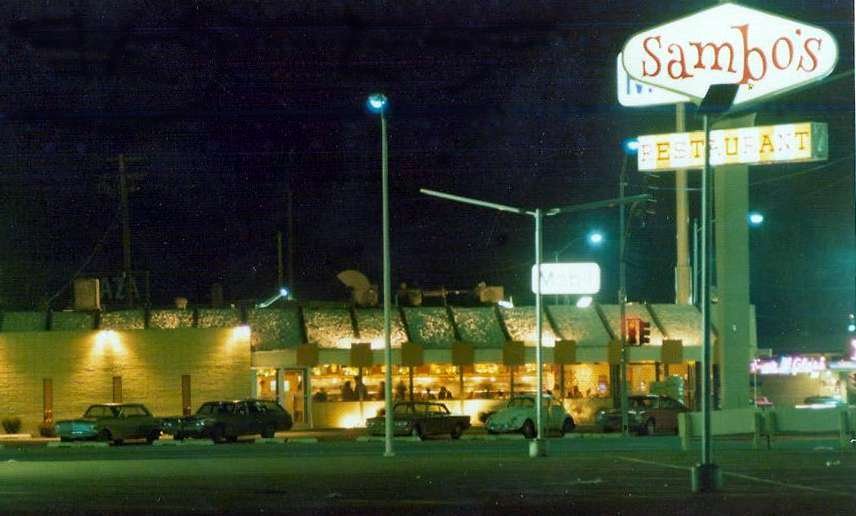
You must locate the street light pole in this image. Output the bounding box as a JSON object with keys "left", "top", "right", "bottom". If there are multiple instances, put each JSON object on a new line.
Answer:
{"left": 619, "top": 155, "right": 629, "bottom": 437}
{"left": 692, "top": 83, "right": 738, "bottom": 493}
{"left": 368, "top": 93, "right": 394, "bottom": 458}
{"left": 534, "top": 208, "right": 546, "bottom": 456}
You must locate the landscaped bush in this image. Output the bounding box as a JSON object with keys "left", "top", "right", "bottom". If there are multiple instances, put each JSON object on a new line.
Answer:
{"left": 38, "top": 421, "right": 57, "bottom": 438}
{"left": 2, "top": 416, "right": 22, "bottom": 434}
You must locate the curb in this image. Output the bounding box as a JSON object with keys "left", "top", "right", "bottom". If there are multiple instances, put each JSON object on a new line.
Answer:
{"left": 461, "top": 434, "right": 498, "bottom": 441}
{"left": 153, "top": 439, "right": 214, "bottom": 446}
{"left": 47, "top": 441, "right": 109, "bottom": 448}
{"left": 286, "top": 437, "right": 319, "bottom": 444}
{"left": 0, "top": 434, "right": 32, "bottom": 440}
{"left": 356, "top": 436, "right": 420, "bottom": 442}
{"left": 563, "top": 433, "right": 623, "bottom": 439}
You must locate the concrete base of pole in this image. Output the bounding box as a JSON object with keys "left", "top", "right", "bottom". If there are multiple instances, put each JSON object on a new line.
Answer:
{"left": 529, "top": 438, "right": 548, "bottom": 458}
{"left": 383, "top": 451, "right": 395, "bottom": 458}
{"left": 691, "top": 463, "right": 722, "bottom": 493}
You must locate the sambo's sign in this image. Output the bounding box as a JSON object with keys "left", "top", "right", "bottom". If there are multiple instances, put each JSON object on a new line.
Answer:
{"left": 621, "top": 3, "right": 838, "bottom": 106}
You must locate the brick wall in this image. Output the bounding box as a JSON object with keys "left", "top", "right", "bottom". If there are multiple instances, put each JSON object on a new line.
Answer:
{"left": 0, "top": 328, "right": 251, "bottom": 434}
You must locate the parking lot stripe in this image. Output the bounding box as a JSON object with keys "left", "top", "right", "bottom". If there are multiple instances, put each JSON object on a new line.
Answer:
{"left": 614, "top": 456, "right": 851, "bottom": 497}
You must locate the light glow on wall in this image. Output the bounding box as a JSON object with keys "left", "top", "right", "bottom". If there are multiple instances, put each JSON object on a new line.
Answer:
{"left": 94, "top": 330, "right": 124, "bottom": 355}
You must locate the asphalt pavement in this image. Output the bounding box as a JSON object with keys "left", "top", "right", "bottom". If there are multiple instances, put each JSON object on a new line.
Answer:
{"left": 0, "top": 433, "right": 853, "bottom": 515}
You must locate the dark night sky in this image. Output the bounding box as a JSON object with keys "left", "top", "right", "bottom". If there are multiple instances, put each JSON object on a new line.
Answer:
{"left": 0, "top": 1, "right": 853, "bottom": 353}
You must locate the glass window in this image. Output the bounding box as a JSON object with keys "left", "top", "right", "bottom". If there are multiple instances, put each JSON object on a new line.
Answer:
{"left": 262, "top": 401, "right": 284, "bottom": 413}
{"left": 197, "top": 403, "right": 215, "bottom": 416}
{"left": 85, "top": 406, "right": 107, "bottom": 418}
{"left": 393, "top": 404, "right": 414, "bottom": 415}
{"left": 120, "top": 405, "right": 148, "bottom": 417}
{"left": 249, "top": 402, "right": 264, "bottom": 414}
{"left": 508, "top": 398, "right": 534, "bottom": 409}
{"left": 217, "top": 402, "right": 236, "bottom": 415}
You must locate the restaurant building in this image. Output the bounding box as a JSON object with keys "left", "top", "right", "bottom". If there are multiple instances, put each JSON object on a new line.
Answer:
{"left": 0, "top": 302, "right": 753, "bottom": 433}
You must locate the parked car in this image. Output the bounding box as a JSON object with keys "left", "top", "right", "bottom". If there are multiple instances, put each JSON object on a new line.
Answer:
{"left": 366, "top": 401, "right": 471, "bottom": 440}
{"left": 163, "top": 400, "right": 293, "bottom": 442}
{"left": 55, "top": 403, "right": 161, "bottom": 444}
{"left": 484, "top": 395, "right": 575, "bottom": 438}
{"left": 596, "top": 394, "right": 687, "bottom": 435}
{"left": 796, "top": 395, "right": 847, "bottom": 409}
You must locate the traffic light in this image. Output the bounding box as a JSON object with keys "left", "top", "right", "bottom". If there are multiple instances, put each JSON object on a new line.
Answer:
{"left": 625, "top": 318, "right": 639, "bottom": 345}
{"left": 639, "top": 321, "right": 651, "bottom": 345}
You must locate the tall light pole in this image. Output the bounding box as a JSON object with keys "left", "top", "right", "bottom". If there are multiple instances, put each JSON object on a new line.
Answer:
{"left": 618, "top": 138, "right": 639, "bottom": 437}
{"left": 420, "top": 188, "right": 649, "bottom": 458}
{"left": 367, "top": 93, "right": 394, "bottom": 458}
{"left": 693, "top": 83, "right": 738, "bottom": 493}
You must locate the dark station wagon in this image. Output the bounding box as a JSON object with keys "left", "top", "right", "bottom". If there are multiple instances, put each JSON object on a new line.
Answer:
{"left": 162, "top": 399, "right": 293, "bottom": 443}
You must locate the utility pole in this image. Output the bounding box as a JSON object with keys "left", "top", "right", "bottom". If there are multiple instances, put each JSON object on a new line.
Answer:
{"left": 287, "top": 188, "right": 295, "bottom": 298}
{"left": 118, "top": 154, "right": 133, "bottom": 308}
{"left": 276, "top": 231, "right": 284, "bottom": 288}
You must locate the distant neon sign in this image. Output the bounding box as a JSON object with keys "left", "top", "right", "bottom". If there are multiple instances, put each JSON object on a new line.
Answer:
{"left": 750, "top": 355, "right": 826, "bottom": 375}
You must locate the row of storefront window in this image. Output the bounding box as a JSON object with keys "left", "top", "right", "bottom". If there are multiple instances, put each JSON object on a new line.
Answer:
{"left": 256, "top": 363, "right": 686, "bottom": 404}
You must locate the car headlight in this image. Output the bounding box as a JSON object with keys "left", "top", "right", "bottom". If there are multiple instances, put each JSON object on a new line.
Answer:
{"left": 395, "top": 421, "right": 409, "bottom": 427}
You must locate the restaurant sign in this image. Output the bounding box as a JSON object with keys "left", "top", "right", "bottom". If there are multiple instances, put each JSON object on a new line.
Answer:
{"left": 621, "top": 3, "right": 838, "bottom": 107}
{"left": 637, "top": 122, "right": 827, "bottom": 172}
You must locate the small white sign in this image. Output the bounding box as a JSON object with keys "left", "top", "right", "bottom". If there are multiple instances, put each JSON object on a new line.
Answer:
{"left": 617, "top": 53, "right": 691, "bottom": 107}
{"left": 531, "top": 263, "right": 601, "bottom": 295}
{"left": 621, "top": 3, "right": 838, "bottom": 106}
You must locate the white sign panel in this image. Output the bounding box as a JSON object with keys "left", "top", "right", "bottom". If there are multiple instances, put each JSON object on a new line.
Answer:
{"left": 637, "top": 122, "right": 828, "bottom": 171}
{"left": 617, "top": 54, "right": 691, "bottom": 107}
{"left": 531, "top": 263, "right": 600, "bottom": 295}
{"left": 621, "top": 3, "right": 838, "bottom": 106}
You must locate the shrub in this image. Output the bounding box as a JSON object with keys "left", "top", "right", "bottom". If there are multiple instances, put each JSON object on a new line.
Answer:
{"left": 38, "top": 421, "right": 57, "bottom": 438}
{"left": 2, "top": 416, "right": 22, "bottom": 434}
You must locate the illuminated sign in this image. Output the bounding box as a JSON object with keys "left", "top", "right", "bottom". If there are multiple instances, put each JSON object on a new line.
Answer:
{"left": 621, "top": 3, "right": 838, "bottom": 106}
{"left": 531, "top": 263, "right": 600, "bottom": 295}
{"left": 637, "top": 122, "right": 827, "bottom": 172}
{"left": 616, "top": 53, "right": 690, "bottom": 107}
{"left": 750, "top": 355, "right": 826, "bottom": 375}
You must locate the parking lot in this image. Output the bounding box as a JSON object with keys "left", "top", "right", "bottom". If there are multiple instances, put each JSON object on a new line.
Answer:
{"left": 0, "top": 432, "right": 853, "bottom": 514}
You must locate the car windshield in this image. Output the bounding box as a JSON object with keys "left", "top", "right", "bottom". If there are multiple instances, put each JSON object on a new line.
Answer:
{"left": 393, "top": 404, "right": 414, "bottom": 414}
{"left": 631, "top": 398, "right": 655, "bottom": 409}
{"left": 508, "top": 398, "right": 534, "bottom": 409}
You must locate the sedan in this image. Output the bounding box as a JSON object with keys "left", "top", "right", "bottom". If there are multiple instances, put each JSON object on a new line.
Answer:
{"left": 596, "top": 394, "right": 687, "bottom": 435}
{"left": 55, "top": 403, "right": 161, "bottom": 445}
{"left": 366, "top": 401, "right": 471, "bottom": 440}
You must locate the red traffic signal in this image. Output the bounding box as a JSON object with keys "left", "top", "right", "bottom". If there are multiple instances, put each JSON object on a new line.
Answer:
{"left": 625, "top": 318, "right": 639, "bottom": 345}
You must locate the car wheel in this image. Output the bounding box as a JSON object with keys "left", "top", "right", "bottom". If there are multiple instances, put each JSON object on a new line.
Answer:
{"left": 412, "top": 424, "right": 426, "bottom": 441}
{"left": 146, "top": 430, "right": 160, "bottom": 444}
{"left": 522, "top": 420, "right": 536, "bottom": 439}
{"left": 173, "top": 432, "right": 184, "bottom": 441}
{"left": 450, "top": 424, "right": 463, "bottom": 440}
{"left": 97, "top": 429, "right": 112, "bottom": 442}
{"left": 112, "top": 438, "right": 124, "bottom": 446}
{"left": 645, "top": 419, "right": 656, "bottom": 436}
{"left": 60, "top": 436, "right": 72, "bottom": 443}
{"left": 226, "top": 435, "right": 239, "bottom": 443}
{"left": 210, "top": 425, "right": 226, "bottom": 444}
{"left": 261, "top": 424, "right": 276, "bottom": 439}
{"left": 560, "top": 417, "right": 575, "bottom": 436}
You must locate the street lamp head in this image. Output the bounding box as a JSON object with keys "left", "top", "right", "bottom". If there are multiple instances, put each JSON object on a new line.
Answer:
{"left": 622, "top": 138, "right": 639, "bottom": 155}
{"left": 587, "top": 231, "right": 604, "bottom": 246}
{"left": 366, "top": 93, "right": 388, "bottom": 113}
{"left": 748, "top": 211, "right": 764, "bottom": 226}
